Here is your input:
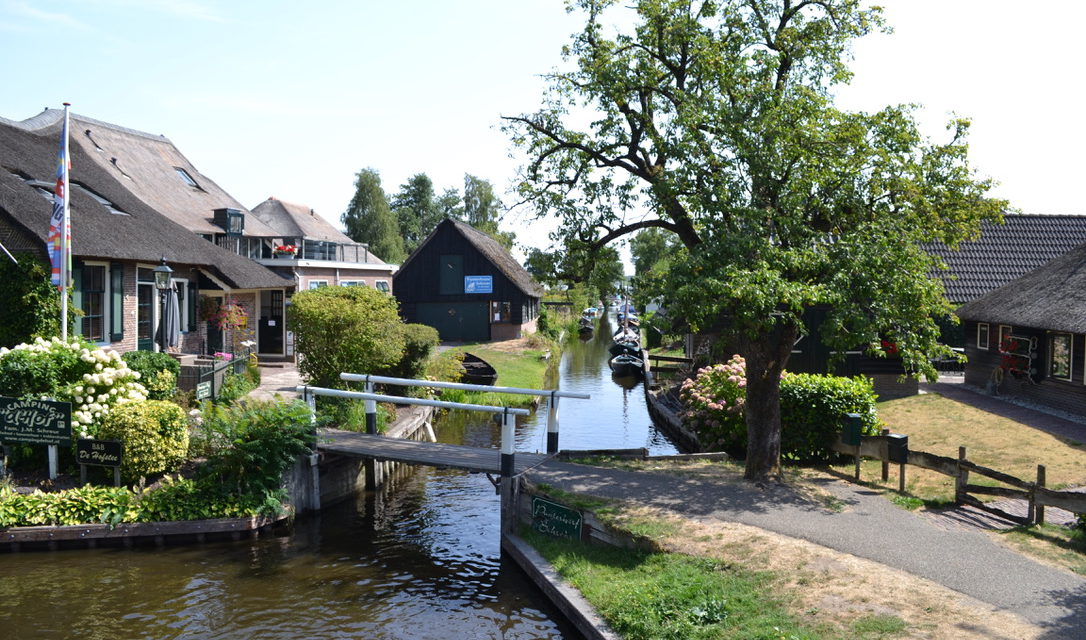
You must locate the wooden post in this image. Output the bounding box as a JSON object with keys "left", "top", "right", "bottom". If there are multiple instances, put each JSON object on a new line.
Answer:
{"left": 1035, "top": 464, "right": 1046, "bottom": 525}
{"left": 854, "top": 444, "right": 861, "bottom": 481}
{"left": 364, "top": 379, "right": 377, "bottom": 435}
{"left": 898, "top": 461, "right": 906, "bottom": 493}
{"left": 500, "top": 409, "right": 516, "bottom": 478}
{"left": 48, "top": 444, "right": 58, "bottom": 480}
{"left": 955, "top": 446, "right": 968, "bottom": 503}
{"left": 881, "top": 428, "right": 890, "bottom": 482}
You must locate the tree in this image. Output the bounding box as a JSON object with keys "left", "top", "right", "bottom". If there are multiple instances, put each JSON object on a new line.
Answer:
{"left": 392, "top": 173, "right": 444, "bottom": 255}
{"left": 436, "top": 187, "right": 464, "bottom": 221}
{"left": 505, "top": 0, "right": 1004, "bottom": 481}
{"left": 342, "top": 168, "right": 406, "bottom": 263}
{"left": 0, "top": 255, "right": 72, "bottom": 348}
{"left": 463, "top": 174, "right": 516, "bottom": 250}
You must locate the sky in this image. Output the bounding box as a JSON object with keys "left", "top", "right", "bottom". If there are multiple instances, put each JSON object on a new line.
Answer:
{"left": 2, "top": 1, "right": 1084, "bottom": 269}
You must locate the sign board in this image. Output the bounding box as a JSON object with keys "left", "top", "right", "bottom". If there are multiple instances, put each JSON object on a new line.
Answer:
{"left": 77, "top": 439, "right": 123, "bottom": 468}
{"left": 0, "top": 396, "right": 72, "bottom": 445}
{"left": 196, "top": 381, "right": 212, "bottom": 400}
{"left": 531, "top": 496, "right": 582, "bottom": 539}
{"left": 464, "top": 275, "right": 493, "bottom": 294}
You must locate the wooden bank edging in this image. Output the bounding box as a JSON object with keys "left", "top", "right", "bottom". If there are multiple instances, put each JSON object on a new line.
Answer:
{"left": 501, "top": 533, "right": 621, "bottom": 640}
{"left": 1, "top": 513, "right": 288, "bottom": 551}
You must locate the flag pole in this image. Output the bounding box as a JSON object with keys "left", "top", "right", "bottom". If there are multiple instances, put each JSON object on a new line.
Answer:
{"left": 58, "top": 103, "right": 71, "bottom": 340}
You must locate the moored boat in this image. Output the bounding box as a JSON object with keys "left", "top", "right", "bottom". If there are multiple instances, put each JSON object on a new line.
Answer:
{"left": 608, "top": 352, "right": 644, "bottom": 378}
{"left": 459, "top": 352, "right": 498, "bottom": 385}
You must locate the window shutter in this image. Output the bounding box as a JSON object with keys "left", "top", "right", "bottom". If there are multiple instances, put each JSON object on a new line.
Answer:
{"left": 110, "top": 262, "right": 124, "bottom": 341}
{"left": 188, "top": 282, "right": 198, "bottom": 331}
{"left": 71, "top": 261, "right": 83, "bottom": 337}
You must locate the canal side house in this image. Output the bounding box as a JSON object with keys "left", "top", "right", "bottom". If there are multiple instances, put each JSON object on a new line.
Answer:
{"left": 394, "top": 218, "right": 543, "bottom": 341}
{"left": 0, "top": 110, "right": 292, "bottom": 359}
{"left": 249, "top": 196, "right": 395, "bottom": 293}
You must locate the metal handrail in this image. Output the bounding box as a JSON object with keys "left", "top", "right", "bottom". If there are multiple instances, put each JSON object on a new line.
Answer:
{"left": 295, "top": 385, "right": 530, "bottom": 416}
{"left": 339, "top": 372, "right": 590, "bottom": 399}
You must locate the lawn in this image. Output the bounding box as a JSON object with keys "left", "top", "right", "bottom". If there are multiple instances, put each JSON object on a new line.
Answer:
{"left": 439, "top": 336, "right": 557, "bottom": 408}
{"left": 831, "top": 392, "right": 1086, "bottom": 504}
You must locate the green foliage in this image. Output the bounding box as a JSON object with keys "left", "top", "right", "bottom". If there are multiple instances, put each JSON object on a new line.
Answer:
{"left": 193, "top": 400, "right": 315, "bottom": 496}
{"left": 392, "top": 173, "right": 444, "bottom": 255}
{"left": 779, "top": 372, "right": 881, "bottom": 461}
{"left": 0, "top": 337, "right": 147, "bottom": 438}
{"left": 378, "top": 323, "right": 439, "bottom": 392}
{"left": 536, "top": 304, "right": 562, "bottom": 340}
{"left": 216, "top": 370, "right": 258, "bottom": 405}
{"left": 681, "top": 356, "right": 880, "bottom": 461}
{"left": 290, "top": 284, "right": 406, "bottom": 388}
{"left": 463, "top": 174, "right": 515, "bottom": 250}
{"left": 424, "top": 349, "right": 465, "bottom": 384}
{"left": 98, "top": 400, "right": 189, "bottom": 483}
{"left": 121, "top": 350, "right": 180, "bottom": 400}
{"left": 342, "top": 167, "right": 406, "bottom": 263}
{"left": 0, "top": 256, "right": 75, "bottom": 348}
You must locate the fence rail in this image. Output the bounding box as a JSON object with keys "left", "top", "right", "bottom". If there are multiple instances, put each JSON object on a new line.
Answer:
{"left": 833, "top": 437, "right": 1086, "bottom": 526}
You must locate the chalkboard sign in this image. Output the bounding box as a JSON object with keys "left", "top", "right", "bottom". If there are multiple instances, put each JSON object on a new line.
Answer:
{"left": 531, "top": 496, "right": 582, "bottom": 539}
{"left": 0, "top": 397, "right": 72, "bottom": 446}
{"left": 77, "top": 439, "right": 123, "bottom": 468}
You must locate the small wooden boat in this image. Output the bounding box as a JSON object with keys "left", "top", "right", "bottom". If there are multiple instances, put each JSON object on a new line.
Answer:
{"left": 609, "top": 353, "right": 644, "bottom": 378}
{"left": 460, "top": 352, "right": 498, "bottom": 385}
{"left": 612, "top": 327, "right": 639, "bottom": 343}
{"left": 609, "top": 341, "right": 641, "bottom": 358}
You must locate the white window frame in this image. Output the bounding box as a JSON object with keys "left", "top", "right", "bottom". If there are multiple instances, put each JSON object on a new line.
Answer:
{"left": 173, "top": 277, "right": 189, "bottom": 333}
{"left": 308, "top": 280, "right": 328, "bottom": 290}
{"left": 998, "top": 325, "right": 1013, "bottom": 352}
{"left": 374, "top": 280, "right": 390, "bottom": 293}
{"left": 977, "top": 322, "right": 990, "bottom": 350}
{"left": 338, "top": 280, "right": 366, "bottom": 287}
{"left": 1049, "top": 332, "right": 1073, "bottom": 381}
{"left": 80, "top": 260, "right": 111, "bottom": 345}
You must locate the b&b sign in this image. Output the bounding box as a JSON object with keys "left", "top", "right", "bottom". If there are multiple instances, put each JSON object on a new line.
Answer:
{"left": 77, "top": 439, "right": 123, "bottom": 468}
{"left": 0, "top": 396, "right": 72, "bottom": 445}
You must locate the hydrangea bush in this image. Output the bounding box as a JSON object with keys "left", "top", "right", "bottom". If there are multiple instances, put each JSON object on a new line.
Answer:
{"left": 0, "top": 337, "right": 147, "bottom": 438}
{"left": 680, "top": 354, "right": 881, "bottom": 461}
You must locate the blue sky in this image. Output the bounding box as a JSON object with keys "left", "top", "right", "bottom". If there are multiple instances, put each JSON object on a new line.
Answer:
{"left": 2, "top": 1, "right": 1083, "bottom": 266}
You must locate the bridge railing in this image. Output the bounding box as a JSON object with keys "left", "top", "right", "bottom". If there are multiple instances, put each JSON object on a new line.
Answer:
{"left": 338, "top": 372, "right": 590, "bottom": 454}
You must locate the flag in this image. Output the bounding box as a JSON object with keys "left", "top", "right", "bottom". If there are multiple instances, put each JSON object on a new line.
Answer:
{"left": 47, "top": 106, "right": 71, "bottom": 287}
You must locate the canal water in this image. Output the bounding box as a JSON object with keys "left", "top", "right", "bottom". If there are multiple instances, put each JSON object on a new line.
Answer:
{"left": 0, "top": 313, "right": 679, "bottom": 639}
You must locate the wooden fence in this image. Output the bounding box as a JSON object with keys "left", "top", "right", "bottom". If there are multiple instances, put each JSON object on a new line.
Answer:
{"left": 832, "top": 435, "right": 1086, "bottom": 526}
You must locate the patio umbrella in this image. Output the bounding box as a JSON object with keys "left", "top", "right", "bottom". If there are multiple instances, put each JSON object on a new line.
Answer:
{"left": 162, "top": 284, "right": 181, "bottom": 349}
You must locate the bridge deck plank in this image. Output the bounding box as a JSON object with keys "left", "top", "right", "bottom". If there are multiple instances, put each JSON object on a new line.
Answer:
{"left": 318, "top": 430, "right": 551, "bottom": 475}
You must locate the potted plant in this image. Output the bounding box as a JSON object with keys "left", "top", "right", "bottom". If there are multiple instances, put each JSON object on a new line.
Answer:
{"left": 273, "top": 244, "right": 298, "bottom": 258}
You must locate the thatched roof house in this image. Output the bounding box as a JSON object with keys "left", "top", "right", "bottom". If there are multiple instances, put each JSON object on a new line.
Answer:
{"left": 394, "top": 219, "right": 543, "bottom": 341}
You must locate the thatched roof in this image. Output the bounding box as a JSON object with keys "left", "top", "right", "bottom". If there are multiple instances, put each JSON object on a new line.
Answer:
{"left": 250, "top": 196, "right": 387, "bottom": 264}
{"left": 956, "top": 241, "right": 1086, "bottom": 333}
{"left": 924, "top": 214, "right": 1086, "bottom": 303}
{"left": 401, "top": 219, "right": 543, "bottom": 298}
{"left": 4, "top": 109, "right": 279, "bottom": 237}
{"left": 0, "top": 115, "right": 289, "bottom": 290}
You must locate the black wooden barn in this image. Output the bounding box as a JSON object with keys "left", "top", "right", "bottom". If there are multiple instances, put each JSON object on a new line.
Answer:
{"left": 393, "top": 219, "right": 544, "bottom": 341}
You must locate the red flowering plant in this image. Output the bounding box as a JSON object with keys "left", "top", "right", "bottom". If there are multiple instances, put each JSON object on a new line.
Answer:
{"left": 199, "top": 298, "right": 248, "bottom": 330}
{"left": 999, "top": 337, "right": 1028, "bottom": 377}
{"left": 273, "top": 244, "right": 298, "bottom": 256}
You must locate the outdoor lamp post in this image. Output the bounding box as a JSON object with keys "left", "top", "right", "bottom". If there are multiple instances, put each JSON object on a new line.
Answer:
{"left": 153, "top": 257, "right": 173, "bottom": 352}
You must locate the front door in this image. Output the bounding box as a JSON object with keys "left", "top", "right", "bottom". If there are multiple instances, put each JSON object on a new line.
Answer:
{"left": 258, "top": 290, "right": 284, "bottom": 354}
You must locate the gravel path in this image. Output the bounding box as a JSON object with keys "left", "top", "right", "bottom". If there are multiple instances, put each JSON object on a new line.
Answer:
{"left": 527, "top": 460, "right": 1086, "bottom": 639}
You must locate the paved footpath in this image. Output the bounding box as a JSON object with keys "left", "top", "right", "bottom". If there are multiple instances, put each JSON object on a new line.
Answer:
{"left": 527, "top": 460, "right": 1086, "bottom": 639}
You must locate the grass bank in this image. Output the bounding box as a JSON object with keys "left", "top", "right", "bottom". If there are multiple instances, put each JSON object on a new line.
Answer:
{"left": 525, "top": 459, "right": 1041, "bottom": 639}
{"left": 439, "top": 336, "right": 558, "bottom": 408}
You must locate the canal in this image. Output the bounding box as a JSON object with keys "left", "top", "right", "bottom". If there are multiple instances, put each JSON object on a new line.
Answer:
{"left": 0, "top": 314, "right": 679, "bottom": 639}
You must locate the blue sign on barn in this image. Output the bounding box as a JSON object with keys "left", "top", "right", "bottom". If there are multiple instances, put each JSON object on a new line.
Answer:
{"left": 464, "top": 275, "right": 493, "bottom": 294}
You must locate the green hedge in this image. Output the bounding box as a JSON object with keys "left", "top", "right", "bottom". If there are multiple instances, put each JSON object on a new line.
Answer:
{"left": 98, "top": 400, "right": 189, "bottom": 483}
{"left": 121, "top": 351, "right": 180, "bottom": 400}
{"left": 779, "top": 372, "right": 881, "bottom": 461}
{"left": 377, "top": 323, "right": 439, "bottom": 394}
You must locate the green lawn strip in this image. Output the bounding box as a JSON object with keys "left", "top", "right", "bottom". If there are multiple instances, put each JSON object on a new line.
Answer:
{"left": 523, "top": 528, "right": 823, "bottom": 640}
{"left": 999, "top": 524, "right": 1086, "bottom": 575}
{"left": 441, "top": 345, "right": 555, "bottom": 408}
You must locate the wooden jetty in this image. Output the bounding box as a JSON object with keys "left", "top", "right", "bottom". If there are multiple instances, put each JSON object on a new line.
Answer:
{"left": 319, "top": 429, "right": 552, "bottom": 475}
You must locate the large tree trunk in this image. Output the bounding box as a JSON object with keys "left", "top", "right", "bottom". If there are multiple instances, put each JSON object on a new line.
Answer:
{"left": 739, "top": 322, "right": 798, "bottom": 482}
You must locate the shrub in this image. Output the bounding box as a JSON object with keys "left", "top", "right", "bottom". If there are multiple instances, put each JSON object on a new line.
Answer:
{"left": 0, "top": 337, "right": 147, "bottom": 438}
{"left": 778, "top": 372, "right": 881, "bottom": 461}
{"left": 121, "top": 351, "right": 180, "bottom": 400}
{"left": 290, "top": 285, "right": 405, "bottom": 387}
{"left": 0, "top": 256, "right": 75, "bottom": 349}
{"left": 378, "top": 323, "right": 439, "bottom": 394}
{"left": 193, "top": 400, "right": 315, "bottom": 495}
{"left": 680, "top": 355, "right": 881, "bottom": 461}
{"left": 216, "top": 370, "right": 257, "bottom": 405}
{"left": 98, "top": 400, "right": 189, "bottom": 483}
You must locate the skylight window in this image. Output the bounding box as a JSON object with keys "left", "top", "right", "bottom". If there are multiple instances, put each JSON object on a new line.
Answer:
{"left": 74, "top": 183, "right": 128, "bottom": 216}
{"left": 174, "top": 167, "right": 200, "bottom": 188}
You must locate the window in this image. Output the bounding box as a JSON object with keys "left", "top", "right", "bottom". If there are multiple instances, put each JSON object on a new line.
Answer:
{"left": 977, "top": 323, "right": 990, "bottom": 350}
{"left": 998, "top": 325, "right": 1013, "bottom": 352}
{"left": 491, "top": 301, "right": 511, "bottom": 323}
{"left": 374, "top": 280, "right": 390, "bottom": 293}
{"left": 308, "top": 280, "right": 328, "bottom": 290}
{"left": 174, "top": 167, "right": 200, "bottom": 189}
{"left": 339, "top": 280, "right": 365, "bottom": 287}
{"left": 439, "top": 254, "right": 463, "bottom": 295}
{"left": 79, "top": 265, "right": 107, "bottom": 342}
{"left": 1049, "top": 333, "right": 1073, "bottom": 380}
{"left": 174, "top": 278, "right": 190, "bottom": 331}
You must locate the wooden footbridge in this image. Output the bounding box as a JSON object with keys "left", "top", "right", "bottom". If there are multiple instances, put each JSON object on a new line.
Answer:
{"left": 299, "top": 373, "right": 590, "bottom": 479}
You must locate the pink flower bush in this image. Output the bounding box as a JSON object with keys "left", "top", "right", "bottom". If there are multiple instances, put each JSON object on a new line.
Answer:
{"left": 679, "top": 355, "right": 748, "bottom": 452}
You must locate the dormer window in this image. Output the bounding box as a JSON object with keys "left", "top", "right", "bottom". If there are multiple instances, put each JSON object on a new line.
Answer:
{"left": 174, "top": 167, "right": 200, "bottom": 189}
{"left": 213, "top": 207, "right": 245, "bottom": 236}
